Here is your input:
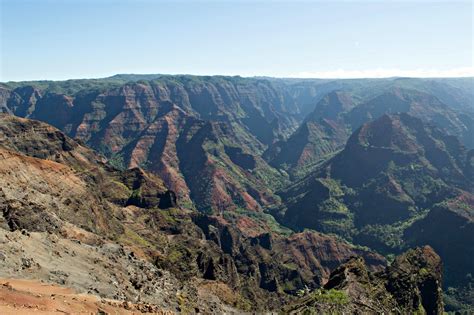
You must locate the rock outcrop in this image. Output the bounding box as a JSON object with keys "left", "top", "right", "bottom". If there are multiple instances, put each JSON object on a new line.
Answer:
{"left": 286, "top": 246, "right": 444, "bottom": 314}
{"left": 385, "top": 246, "right": 444, "bottom": 314}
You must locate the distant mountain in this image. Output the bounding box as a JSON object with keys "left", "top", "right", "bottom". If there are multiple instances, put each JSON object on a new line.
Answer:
{"left": 265, "top": 87, "right": 474, "bottom": 176}
{"left": 278, "top": 113, "right": 472, "bottom": 237}
{"left": 345, "top": 88, "right": 474, "bottom": 148}
{"left": 0, "top": 76, "right": 307, "bottom": 146}
{"left": 1, "top": 75, "right": 472, "bottom": 215}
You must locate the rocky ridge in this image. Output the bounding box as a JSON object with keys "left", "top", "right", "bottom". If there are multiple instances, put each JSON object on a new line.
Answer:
{"left": 285, "top": 246, "right": 443, "bottom": 314}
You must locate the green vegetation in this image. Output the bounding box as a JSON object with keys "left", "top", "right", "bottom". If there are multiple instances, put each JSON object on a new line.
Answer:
{"left": 108, "top": 154, "right": 126, "bottom": 170}
{"left": 119, "top": 227, "right": 153, "bottom": 248}
{"left": 419, "top": 267, "right": 429, "bottom": 277}
{"left": 223, "top": 207, "right": 293, "bottom": 236}
{"left": 311, "top": 289, "right": 349, "bottom": 305}
{"left": 355, "top": 208, "right": 430, "bottom": 254}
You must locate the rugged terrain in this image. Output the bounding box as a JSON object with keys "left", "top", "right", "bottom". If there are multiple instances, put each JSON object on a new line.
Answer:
{"left": 286, "top": 246, "right": 444, "bottom": 314}
{"left": 0, "top": 114, "right": 445, "bottom": 313}
{"left": 1, "top": 76, "right": 473, "bottom": 214}
{"left": 0, "top": 75, "right": 472, "bottom": 312}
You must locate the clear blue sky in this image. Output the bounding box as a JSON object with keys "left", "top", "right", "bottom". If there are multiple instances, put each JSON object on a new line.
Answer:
{"left": 1, "top": 0, "right": 472, "bottom": 81}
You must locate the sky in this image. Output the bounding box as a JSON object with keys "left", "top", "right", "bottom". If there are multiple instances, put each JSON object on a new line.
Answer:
{"left": 0, "top": 0, "right": 472, "bottom": 81}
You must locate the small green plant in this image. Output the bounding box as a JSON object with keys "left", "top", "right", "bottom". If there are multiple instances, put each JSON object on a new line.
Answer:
{"left": 108, "top": 154, "right": 126, "bottom": 170}
{"left": 311, "top": 289, "right": 349, "bottom": 305}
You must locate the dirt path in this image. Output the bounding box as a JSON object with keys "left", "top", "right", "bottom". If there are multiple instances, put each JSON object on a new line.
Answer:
{"left": 0, "top": 278, "right": 173, "bottom": 314}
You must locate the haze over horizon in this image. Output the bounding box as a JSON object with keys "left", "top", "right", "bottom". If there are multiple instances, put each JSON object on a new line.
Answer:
{"left": 1, "top": 0, "right": 473, "bottom": 81}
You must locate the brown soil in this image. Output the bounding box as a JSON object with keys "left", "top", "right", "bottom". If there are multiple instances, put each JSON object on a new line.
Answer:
{"left": 0, "top": 278, "right": 173, "bottom": 314}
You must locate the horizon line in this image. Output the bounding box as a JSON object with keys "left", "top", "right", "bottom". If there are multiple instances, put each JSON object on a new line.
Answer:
{"left": 2, "top": 68, "right": 473, "bottom": 83}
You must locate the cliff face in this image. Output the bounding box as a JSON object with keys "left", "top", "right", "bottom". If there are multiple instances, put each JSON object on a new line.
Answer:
{"left": 0, "top": 114, "right": 173, "bottom": 235}
{"left": 331, "top": 113, "right": 469, "bottom": 191}
{"left": 264, "top": 91, "right": 353, "bottom": 172}
{"left": 404, "top": 193, "right": 474, "bottom": 302}
{"left": 117, "top": 107, "right": 286, "bottom": 213}
{"left": 286, "top": 246, "right": 444, "bottom": 314}
{"left": 264, "top": 117, "right": 348, "bottom": 171}
{"left": 1, "top": 78, "right": 303, "bottom": 214}
{"left": 1, "top": 78, "right": 304, "bottom": 148}
{"left": 385, "top": 246, "right": 444, "bottom": 314}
